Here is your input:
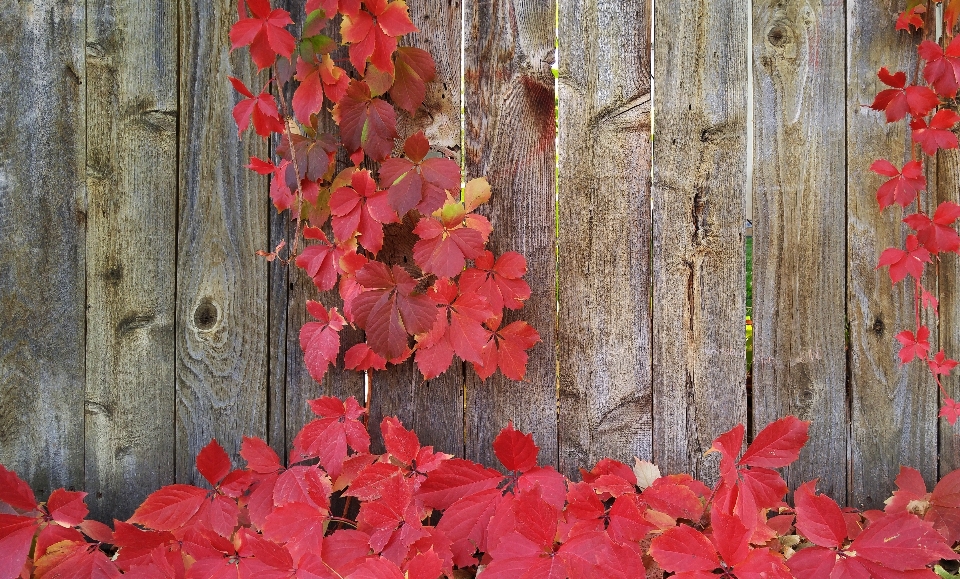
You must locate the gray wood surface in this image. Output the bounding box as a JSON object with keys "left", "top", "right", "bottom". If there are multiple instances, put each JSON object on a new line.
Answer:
{"left": 939, "top": 146, "right": 960, "bottom": 475}
{"left": 175, "top": 0, "right": 269, "bottom": 485}
{"left": 0, "top": 1, "right": 87, "bottom": 498}
{"left": 751, "top": 0, "right": 847, "bottom": 502}
{"left": 368, "top": 0, "right": 465, "bottom": 459}
{"left": 463, "top": 0, "right": 558, "bottom": 469}
{"left": 847, "top": 0, "right": 938, "bottom": 509}
{"left": 651, "top": 0, "right": 748, "bottom": 484}
{"left": 556, "top": 0, "right": 652, "bottom": 476}
{"left": 84, "top": 0, "right": 178, "bottom": 521}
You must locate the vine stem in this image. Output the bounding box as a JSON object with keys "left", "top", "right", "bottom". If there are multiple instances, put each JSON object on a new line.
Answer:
{"left": 273, "top": 61, "right": 308, "bottom": 261}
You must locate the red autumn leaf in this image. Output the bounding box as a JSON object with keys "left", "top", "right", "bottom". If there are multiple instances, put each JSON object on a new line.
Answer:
{"left": 871, "top": 159, "right": 926, "bottom": 210}
{"left": 196, "top": 439, "right": 232, "bottom": 487}
{"left": 330, "top": 169, "right": 397, "bottom": 254}
{"left": 930, "top": 350, "right": 959, "bottom": 376}
{"left": 459, "top": 250, "right": 531, "bottom": 312}
{"left": 270, "top": 160, "right": 295, "bottom": 212}
{"left": 228, "top": 77, "right": 284, "bottom": 137}
{"left": 849, "top": 511, "right": 956, "bottom": 570}
{"left": 247, "top": 156, "right": 276, "bottom": 174}
{"left": 129, "top": 484, "right": 208, "bottom": 531}
{"left": 277, "top": 132, "right": 339, "bottom": 185}
{"left": 352, "top": 262, "right": 436, "bottom": 360}
{"left": 641, "top": 476, "right": 706, "bottom": 523}
{"left": 229, "top": 0, "right": 295, "bottom": 70}
{"left": 415, "top": 279, "right": 493, "bottom": 377}
{"left": 295, "top": 227, "right": 339, "bottom": 291}
{"left": 403, "top": 549, "right": 443, "bottom": 579}
{"left": 905, "top": 201, "right": 960, "bottom": 254}
{"left": 483, "top": 487, "right": 568, "bottom": 579}
{"left": 390, "top": 47, "right": 436, "bottom": 114}
{"left": 794, "top": 480, "right": 847, "bottom": 548}
{"left": 941, "top": 397, "right": 960, "bottom": 425}
{"left": 878, "top": 234, "right": 931, "bottom": 283}
{"left": 274, "top": 466, "right": 332, "bottom": 511}
{"left": 416, "top": 458, "right": 503, "bottom": 510}
{"left": 786, "top": 545, "right": 840, "bottom": 579}
{"left": 340, "top": 1, "right": 417, "bottom": 75}
{"left": 649, "top": 524, "right": 719, "bottom": 573}
{"left": 871, "top": 67, "right": 939, "bottom": 122}
{"left": 344, "top": 342, "right": 388, "bottom": 371}
{"left": 333, "top": 80, "right": 399, "bottom": 162}
{"left": 897, "top": 4, "right": 926, "bottom": 31}
{"left": 379, "top": 132, "right": 461, "bottom": 215}
{"left": 435, "top": 488, "right": 503, "bottom": 567}
{"left": 34, "top": 540, "right": 121, "bottom": 579}
{"left": 911, "top": 109, "right": 960, "bottom": 155}
{"left": 292, "top": 396, "right": 370, "bottom": 478}
{"left": 885, "top": 465, "right": 929, "bottom": 515}
{"left": 472, "top": 316, "right": 541, "bottom": 381}
{"left": 380, "top": 416, "right": 449, "bottom": 480}
{"left": 45, "top": 489, "right": 88, "bottom": 528}
{"left": 928, "top": 469, "right": 960, "bottom": 543}
{"left": 413, "top": 200, "right": 487, "bottom": 278}
{"left": 896, "top": 325, "right": 931, "bottom": 364}
{"left": 492, "top": 421, "right": 540, "bottom": 473}
{"left": 292, "top": 54, "right": 350, "bottom": 122}
{"left": 920, "top": 36, "right": 960, "bottom": 97}
{"left": 357, "top": 475, "right": 427, "bottom": 561}
{"left": 240, "top": 436, "right": 282, "bottom": 474}
{"left": 300, "top": 300, "right": 346, "bottom": 383}
{"left": 0, "top": 514, "right": 37, "bottom": 579}
{"left": 738, "top": 415, "right": 810, "bottom": 469}
{"left": 0, "top": 465, "right": 38, "bottom": 512}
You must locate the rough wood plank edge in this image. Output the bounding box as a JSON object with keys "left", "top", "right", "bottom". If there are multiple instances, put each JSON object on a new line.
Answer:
{"left": 0, "top": 1, "right": 87, "bottom": 498}
{"left": 847, "top": 0, "right": 938, "bottom": 509}
{"left": 939, "top": 147, "right": 960, "bottom": 475}
{"left": 557, "top": 0, "right": 653, "bottom": 477}
{"left": 463, "top": 0, "right": 558, "bottom": 469}
{"left": 751, "top": 0, "right": 847, "bottom": 502}
{"left": 651, "top": 0, "right": 749, "bottom": 485}
{"left": 84, "top": 0, "right": 178, "bottom": 521}
{"left": 369, "top": 0, "right": 466, "bottom": 459}
{"left": 175, "top": 0, "right": 270, "bottom": 485}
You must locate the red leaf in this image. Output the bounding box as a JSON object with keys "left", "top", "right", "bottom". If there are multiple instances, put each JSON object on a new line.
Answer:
{"left": 941, "top": 397, "right": 960, "bottom": 425}
{"left": 413, "top": 201, "right": 487, "bottom": 278}
{"left": 330, "top": 169, "right": 397, "bottom": 254}
{"left": 292, "top": 396, "right": 369, "bottom": 477}
{"left": 710, "top": 510, "right": 751, "bottom": 567}
{"left": 292, "top": 54, "right": 350, "bottom": 122}
{"left": 379, "top": 132, "right": 460, "bottom": 215}
{"left": 472, "top": 318, "right": 540, "bottom": 381}
{"left": 230, "top": 1, "right": 295, "bottom": 70}
{"left": 871, "top": 159, "right": 926, "bottom": 210}
{"left": 0, "top": 515, "right": 37, "bottom": 579}
{"left": 896, "top": 325, "right": 931, "bottom": 364}
{"left": 46, "top": 489, "right": 88, "bottom": 528}
{"left": 794, "top": 480, "right": 847, "bottom": 548}
{"left": 649, "top": 524, "right": 719, "bottom": 573}
{"left": 0, "top": 465, "right": 38, "bottom": 512}
{"left": 229, "top": 77, "right": 284, "bottom": 137}
{"left": 390, "top": 47, "right": 436, "bottom": 113}
{"left": 247, "top": 156, "right": 276, "bottom": 174}
{"left": 34, "top": 540, "right": 121, "bottom": 579}
{"left": 262, "top": 503, "right": 327, "bottom": 559}
{"left": 641, "top": 477, "right": 705, "bottom": 523}
{"left": 492, "top": 421, "right": 540, "bottom": 472}
{"left": 708, "top": 423, "right": 744, "bottom": 484}
{"left": 417, "top": 278, "right": 494, "bottom": 371}
{"left": 849, "top": 511, "right": 956, "bottom": 570}
{"left": 930, "top": 350, "right": 958, "bottom": 376}
{"left": 333, "top": 80, "right": 398, "bottom": 162}
{"left": 459, "top": 250, "right": 531, "bottom": 312}
{"left": 300, "top": 301, "right": 346, "bottom": 383}
{"left": 949, "top": 0, "right": 960, "bottom": 30}
{"left": 739, "top": 415, "right": 809, "bottom": 469}
{"left": 871, "top": 68, "right": 939, "bottom": 122}
{"left": 786, "top": 545, "right": 840, "bottom": 579}
{"left": 240, "top": 436, "right": 282, "bottom": 474}
{"left": 381, "top": 416, "right": 420, "bottom": 465}
{"left": 911, "top": 109, "right": 960, "bottom": 155}
{"left": 920, "top": 37, "right": 960, "bottom": 97}
{"left": 344, "top": 342, "right": 388, "bottom": 371}
{"left": 295, "top": 227, "right": 339, "bottom": 291}
{"left": 928, "top": 468, "right": 960, "bottom": 543}
{"left": 353, "top": 262, "right": 436, "bottom": 360}
{"left": 196, "top": 439, "right": 232, "bottom": 487}
{"left": 878, "top": 234, "right": 931, "bottom": 283}
{"left": 129, "top": 485, "right": 207, "bottom": 531}
{"left": 416, "top": 458, "right": 502, "bottom": 510}
{"left": 897, "top": 5, "right": 926, "bottom": 32}
{"left": 732, "top": 548, "right": 792, "bottom": 579}
{"left": 905, "top": 201, "right": 960, "bottom": 254}
{"left": 403, "top": 549, "right": 443, "bottom": 579}
{"left": 435, "top": 488, "right": 503, "bottom": 567}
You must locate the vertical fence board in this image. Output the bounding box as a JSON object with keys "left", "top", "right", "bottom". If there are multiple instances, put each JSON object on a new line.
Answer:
{"left": 464, "top": 0, "right": 558, "bottom": 468}
{"left": 751, "top": 0, "right": 847, "bottom": 501}
{"left": 940, "top": 148, "right": 960, "bottom": 474}
{"left": 176, "top": 0, "right": 269, "bottom": 484}
{"left": 368, "top": 0, "right": 465, "bottom": 457}
{"left": 847, "top": 0, "right": 938, "bottom": 508}
{"left": 85, "top": 0, "right": 178, "bottom": 521}
{"left": 652, "top": 0, "right": 748, "bottom": 483}
{"left": 0, "top": 1, "right": 86, "bottom": 497}
{"left": 556, "top": 0, "right": 652, "bottom": 476}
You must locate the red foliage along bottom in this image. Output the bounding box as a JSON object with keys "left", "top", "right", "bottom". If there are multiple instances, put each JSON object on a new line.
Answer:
{"left": 1, "top": 397, "right": 959, "bottom": 579}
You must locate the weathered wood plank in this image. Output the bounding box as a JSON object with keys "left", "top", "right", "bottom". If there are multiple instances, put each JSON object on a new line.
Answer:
{"left": 368, "top": 0, "right": 465, "bottom": 458}
{"left": 847, "top": 0, "right": 938, "bottom": 508}
{"left": 939, "top": 147, "right": 960, "bottom": 476}
{"left": 556, "top": 0, "right": 652, "bottom": 476}
{"left": 84, "top": 0, "right": 178, "bottom": 521}
{"left": 0, "top": 1, "right": 86, "bottom": 497}
{"left": 463, "top": 0, "right": 557, "bottom": 468}
{"left": 176, "top": 0, "right": 269, "bottom": 484}
{"left": 651, "top": 0, "right": 748, "bottom": 484}
{"left": 751, "top": 0, "right": 847, "bottom": 501}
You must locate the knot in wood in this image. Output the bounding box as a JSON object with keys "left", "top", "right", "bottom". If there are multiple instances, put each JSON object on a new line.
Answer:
{"left": 193, "top": 298, "right": 220, "bottom": 331}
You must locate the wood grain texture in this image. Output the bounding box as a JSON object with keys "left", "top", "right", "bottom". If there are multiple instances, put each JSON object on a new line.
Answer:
{"left": 556, "top": 0, "right": 652, "bottom": 476}
{"left": 652, "top": 0, "right": 748, "bottom": 484}
{"left": 847, "top": 0, "right": 937, "bottom": 508}
{"left": 939, "top": 146, "right": 960, "bottom": 476}
{"left": 463, "top": 0, "right": 557, "bottom": 468}
{"left": 85, "top": 0, "right": 178, "bottom": 521}
{"left": 176, "top": 0, "right": 269, "bottom": 485}
{"left": 751, "top": 0, "right": 847, "bottom": 502}
{"left": 0, "top": 1, "right": 86, "bottom": 497}
{"left": 368, "top": 0, "right": 465, "bottom": 458}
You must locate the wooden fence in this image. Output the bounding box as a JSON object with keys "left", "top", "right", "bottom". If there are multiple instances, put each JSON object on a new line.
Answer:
{"left": 0, "top": 0, "right": 953, "bottom": 523}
